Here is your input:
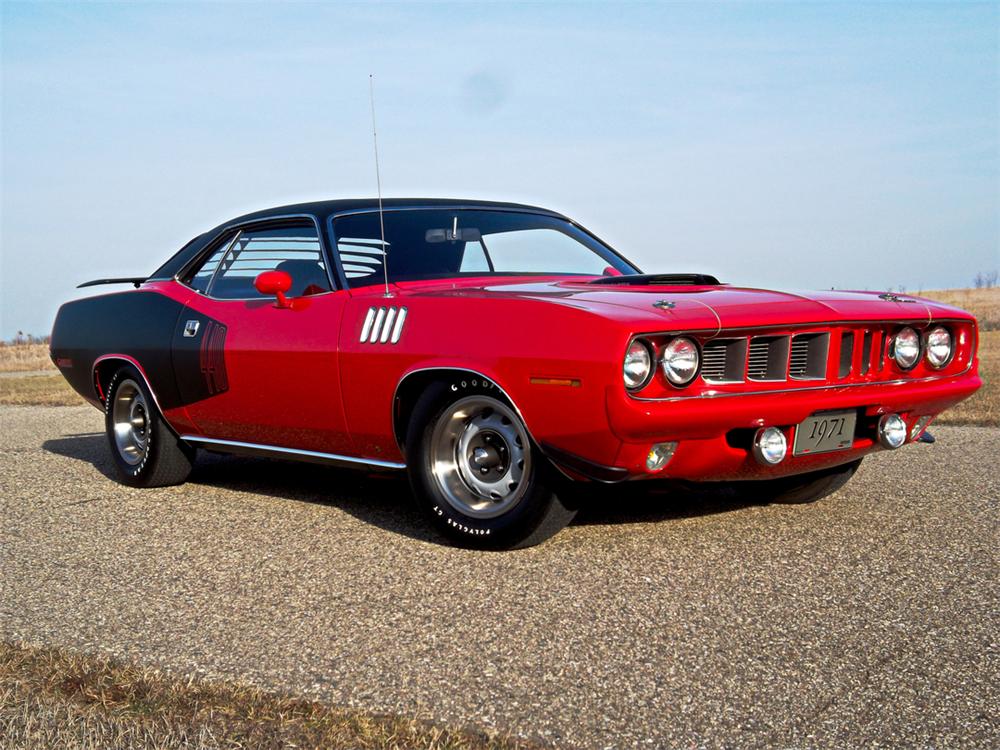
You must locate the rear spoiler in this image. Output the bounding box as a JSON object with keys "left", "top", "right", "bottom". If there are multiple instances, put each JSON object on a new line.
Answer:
{"left": 77, "top": 277, "right": 147, "bottom": 289}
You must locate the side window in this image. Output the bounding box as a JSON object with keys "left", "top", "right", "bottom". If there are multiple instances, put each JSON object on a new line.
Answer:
{"left": 188, "top": 224, "right": 332, "bottom": 299}
{"left": 187, "top": 231, "right": 237, "bottom": 293}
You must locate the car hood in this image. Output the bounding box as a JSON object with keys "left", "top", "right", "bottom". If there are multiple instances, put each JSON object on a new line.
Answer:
{"left": 395, "top": 277, "right": 974, "bottom": 333}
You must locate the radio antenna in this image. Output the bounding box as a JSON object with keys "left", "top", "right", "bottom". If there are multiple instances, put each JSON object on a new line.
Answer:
{"left": 369, "top": 74, "right": 390, "bottom": 298}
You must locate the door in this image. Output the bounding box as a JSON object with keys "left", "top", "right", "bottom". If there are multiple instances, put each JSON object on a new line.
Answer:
{"left": 171, "top": 221, "right": 354, "bottom": 455}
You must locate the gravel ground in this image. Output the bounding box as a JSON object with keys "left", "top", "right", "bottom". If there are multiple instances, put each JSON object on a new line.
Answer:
{"left": 1, "top": 405, "right": 998, "bottom": 748}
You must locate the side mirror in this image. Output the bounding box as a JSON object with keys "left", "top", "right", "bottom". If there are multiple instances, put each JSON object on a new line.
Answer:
{"left": 254, "top": 270, "right": 293, "bottom": 308}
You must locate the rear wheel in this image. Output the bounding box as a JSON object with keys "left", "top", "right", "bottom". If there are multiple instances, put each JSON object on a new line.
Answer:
{"left": 733, "top": 459, "right": 863, "bottom": 505}
{"left": 104, "top": 365, "right": 194, "bottom": 487}
{"left": 407, "top": 382, "right": 576, "bottom": 549}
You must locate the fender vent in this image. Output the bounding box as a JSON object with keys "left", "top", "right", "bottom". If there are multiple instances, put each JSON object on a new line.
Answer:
{"left": 360, "top": 306, "right": 408, "bottom": 344}
{"left": 200, "top": 321, "right": 229, "bottom": 395}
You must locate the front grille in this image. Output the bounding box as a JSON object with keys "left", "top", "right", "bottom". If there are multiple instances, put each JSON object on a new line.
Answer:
{"left": 701, "top": 341, "right": 728, "bottom": 381}
{"left": 747, "top": 336, "right": 790, "bottom": 381}
{"left": 839, "top": 331, "right": 855, "bottom": 378}
{"left": 860, "top": 330, "right": 873, "bottom": 375}
{"left": 789, "top": 333, "right": 829, "bottom": 380}
{"left": 788, "top": 337, "right": 810, "bottom": 377}
{"left": 696, "top": 330, "right": 852, "bottom": 385}
{"left": 701, "top": 338, "right": 747, "bottom": 383}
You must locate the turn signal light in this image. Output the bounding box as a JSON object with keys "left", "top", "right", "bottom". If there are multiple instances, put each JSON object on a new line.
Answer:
{"left": 646, "top": 442, "right": 678, "bottom": 472}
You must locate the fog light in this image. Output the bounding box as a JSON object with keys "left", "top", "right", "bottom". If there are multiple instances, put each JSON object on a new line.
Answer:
{"left": 878, "top": 413, "right": 907, "bottom": 449}
{"left": 646, "top": 442, "right": 677, "bottom": 472}
{"left": 753, "top": 427, "right": 787, "bottom": 465}
{"left": 910, "top": 415, "right": 932, "bottom": 441}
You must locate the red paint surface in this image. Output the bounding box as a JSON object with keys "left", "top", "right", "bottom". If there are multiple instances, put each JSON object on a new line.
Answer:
{"left": 101, "top": 276, "right": 981, "bottom": 481}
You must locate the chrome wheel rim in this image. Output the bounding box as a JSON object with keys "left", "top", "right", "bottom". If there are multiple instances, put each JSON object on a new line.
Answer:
{"left": 112, "top": 379, "right": 149, "bottom": 466}
{"left": 429, "top": 396, "right": 530, "bottom": 519}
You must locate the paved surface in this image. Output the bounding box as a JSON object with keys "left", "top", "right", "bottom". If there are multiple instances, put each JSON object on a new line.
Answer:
{"left": 1, "top": 405, "right": 997, "bottom": 748}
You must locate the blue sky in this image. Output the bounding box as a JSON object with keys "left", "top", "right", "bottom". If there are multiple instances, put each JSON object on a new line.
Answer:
{"left": 2, "top": 1, "right": 997, "bottom": 338}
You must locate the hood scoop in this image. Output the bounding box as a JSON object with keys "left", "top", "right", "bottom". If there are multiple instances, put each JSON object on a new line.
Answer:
{"left": 586, "top": 273, "right": 721, "bottom": 287}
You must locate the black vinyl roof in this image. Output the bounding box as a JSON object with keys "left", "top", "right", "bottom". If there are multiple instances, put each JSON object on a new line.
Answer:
{"left": 230, "top": 197, "right": 563, "bottom": 225}
{"left": 150, "top": 198, "right": 565, "bottom": 281}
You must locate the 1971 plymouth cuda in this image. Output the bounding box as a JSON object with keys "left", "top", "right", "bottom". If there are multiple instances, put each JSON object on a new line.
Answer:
{"left": 50, "top": 198, "right": 981, "bottom": 548}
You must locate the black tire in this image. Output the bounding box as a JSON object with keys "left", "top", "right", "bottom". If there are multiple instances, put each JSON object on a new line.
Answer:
{"left": 406, "top": 380, "right": 577, "bottom": 549}
{"left": 733, "top": 458, "right": 863, "bottom": 505}
{"left": 104, "top": 365, "right": 194, "bottom": 488}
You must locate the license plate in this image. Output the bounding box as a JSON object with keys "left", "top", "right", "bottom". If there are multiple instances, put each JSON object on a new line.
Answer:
{"left": 792, "top": 410, "right": 856, "bottom": 456}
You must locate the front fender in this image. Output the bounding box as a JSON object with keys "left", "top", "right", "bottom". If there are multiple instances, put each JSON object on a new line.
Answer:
{"left": 338, "top": 293, "right": 630, "bottom": 466}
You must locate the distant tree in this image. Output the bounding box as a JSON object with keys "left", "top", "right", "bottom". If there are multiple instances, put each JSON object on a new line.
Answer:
{"left": 974, "top": 270, "right": 999, "bottom": 289}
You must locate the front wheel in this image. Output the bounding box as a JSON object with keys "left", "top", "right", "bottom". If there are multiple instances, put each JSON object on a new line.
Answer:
{"left": 104, "top": 365, "right": 194, "bottom": 487}
{"left": 407, "top": 383, "right": 576, "bottom": 549}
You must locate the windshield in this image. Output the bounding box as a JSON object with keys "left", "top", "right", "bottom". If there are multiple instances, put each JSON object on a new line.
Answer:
{"left": 331, "top": 209, "right": 638, "bottom": 288}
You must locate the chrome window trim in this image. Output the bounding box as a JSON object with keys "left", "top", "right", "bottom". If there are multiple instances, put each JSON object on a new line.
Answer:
{"left": 203, "top": 229, "right": 244, "bottom": 297}
{"left": 180, "top": 435, "right": 405, "bottom": 471}
{"left": 174, "top": 213, "right": 340, "bottom": 300}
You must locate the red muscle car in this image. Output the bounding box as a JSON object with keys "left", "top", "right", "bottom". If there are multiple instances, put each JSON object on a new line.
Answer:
{"left": 50, "top": 199, "right": 981, "bottom": 548}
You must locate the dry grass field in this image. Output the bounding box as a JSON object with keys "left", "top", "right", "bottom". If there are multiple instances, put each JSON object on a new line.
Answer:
{"left": 1, "top": 289, "right": 997, "bottom": 424}
{"left": 922, "top": 288, "right": 1000, "bottom": 330}
{"left": 0, "top": 642, "right": 535, "bottom": 750}
{"left": 922, "top": 289, "right": 999, "bottom": 427}
{"left": 0, "top": 342, "right": 55, "bottom": 373}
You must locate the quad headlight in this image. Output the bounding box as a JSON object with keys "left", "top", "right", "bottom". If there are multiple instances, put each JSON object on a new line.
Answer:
{"left": 623, "top": 340, "right": 653, "bottom": 390}
{"left": 925, "top": 326, "right": 953, "bottom": 369}
{"left": 661, "top": 337, "right": 700, "bottom": 386}
{"left": 891, "top": 327, "right": 921, "bottom": 370}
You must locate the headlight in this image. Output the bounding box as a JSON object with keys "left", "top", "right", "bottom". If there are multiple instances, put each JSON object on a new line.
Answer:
{"left": 661, "top": 337, "right": 700, "bottom": 386}
{"left": 925, "top": 326, "right": 952, "bottom": 368}
{"left": 891, "top": 327, "right": 920, "bottom": 370}
{"left": 623, "top": 340, "right": 653, "bottom": 390}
